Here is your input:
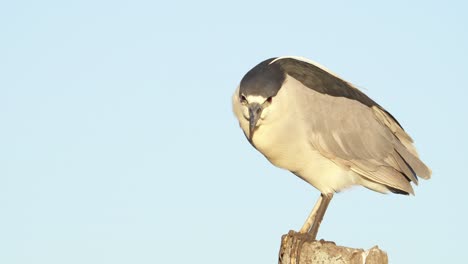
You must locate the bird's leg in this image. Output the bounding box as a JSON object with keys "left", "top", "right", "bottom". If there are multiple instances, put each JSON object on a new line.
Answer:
{"left": 299, "top": 194, "right": 323, "bottom": 233}
{"left": 308, "top": 193, "right": 333, "bottom": 240}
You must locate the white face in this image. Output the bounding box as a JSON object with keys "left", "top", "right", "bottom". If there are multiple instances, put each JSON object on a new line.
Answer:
{"left": 232, "top": 86, "right": 279, "bottom": 139}
{"left": 239, "top": 95, "right": 272, "bottom": 126}
{"left": 232, "top": 77, "right": 298, "bottom": 142}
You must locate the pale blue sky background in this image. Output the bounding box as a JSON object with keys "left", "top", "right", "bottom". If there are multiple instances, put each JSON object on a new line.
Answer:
{"left": 1, "top": 1, "right": 467, "bottom": 263}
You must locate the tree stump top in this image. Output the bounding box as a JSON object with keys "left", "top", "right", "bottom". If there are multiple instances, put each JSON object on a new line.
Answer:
{"left": 279, "top": 231, "right": 388, "bottom": 264}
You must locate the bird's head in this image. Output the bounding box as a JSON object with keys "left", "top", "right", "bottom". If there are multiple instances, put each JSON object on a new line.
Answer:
{"left": 236, "top": 58, "right": 286, "bottom": 140}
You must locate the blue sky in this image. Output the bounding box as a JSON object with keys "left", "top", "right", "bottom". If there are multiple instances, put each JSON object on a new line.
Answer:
{"left": 1, "top": 1, "right": 467, "bottom": 263}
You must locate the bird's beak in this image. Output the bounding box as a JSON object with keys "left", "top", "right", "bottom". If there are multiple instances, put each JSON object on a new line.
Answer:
{"left": 248, "top": 103, "right": 262, "bottom": 140}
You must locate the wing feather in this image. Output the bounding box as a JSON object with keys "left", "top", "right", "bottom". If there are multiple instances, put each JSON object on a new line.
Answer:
{"left": 291, "top": 74, "right": 430, "bottom": 194}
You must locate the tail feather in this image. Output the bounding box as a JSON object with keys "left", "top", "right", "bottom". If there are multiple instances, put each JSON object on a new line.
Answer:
{"left": 395, "top": 143, "right": 432, "bottom": 180}
{"left": 389, "top": 150, "right": 418, "bottom": 184}
{"left": 372, "top": 106, "right": 432, "bottom": 180}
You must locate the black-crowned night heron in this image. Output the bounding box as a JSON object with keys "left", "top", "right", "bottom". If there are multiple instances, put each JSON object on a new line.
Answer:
{"left": 232, "top": 56, "right": 431, "bottom": 239}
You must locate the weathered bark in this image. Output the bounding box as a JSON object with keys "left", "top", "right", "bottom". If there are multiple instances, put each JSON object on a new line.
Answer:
{"left": 278, "top": 231, "right": 388, "bottom": 264}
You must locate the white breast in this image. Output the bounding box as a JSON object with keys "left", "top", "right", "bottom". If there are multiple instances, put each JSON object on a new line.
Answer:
{"left": 252, "top": 117, "right": 358, "bottom": 193}
{"left": 232, "top": 80, "right": 359, "bottom": 194}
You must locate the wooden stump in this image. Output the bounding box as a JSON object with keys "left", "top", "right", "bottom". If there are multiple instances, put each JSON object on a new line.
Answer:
{"left": 278, "top": 231, "right": 388, "bottom": 264}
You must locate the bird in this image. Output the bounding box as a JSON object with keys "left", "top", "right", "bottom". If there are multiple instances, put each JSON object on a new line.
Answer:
{"left": 232, "top": 56, "right": 431, "bottom": 239}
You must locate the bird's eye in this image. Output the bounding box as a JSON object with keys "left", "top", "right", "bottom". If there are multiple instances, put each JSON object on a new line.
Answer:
{"left": 240, "top": 94, "right": 247, "bottom": 104}
{"left": 266, "top": 97, "right": 273, "bottom": 104}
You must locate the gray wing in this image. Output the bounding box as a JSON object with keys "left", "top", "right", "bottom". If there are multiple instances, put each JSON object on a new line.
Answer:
{"left": 276, "top": 68, "right": 432, "bottom": 194}
{"left": 300, "top": 86, "right": 430, "bottom": 194}
{"left": 273, "top": 57, "right": 431, "bottom": 194}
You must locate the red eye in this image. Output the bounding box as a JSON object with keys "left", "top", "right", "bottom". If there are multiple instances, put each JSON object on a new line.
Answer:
{"left": 240, "top": 94, "right": 247, "bottom": 104}
{"left": 267, "top": 97, "right": 273, "bottom": 103}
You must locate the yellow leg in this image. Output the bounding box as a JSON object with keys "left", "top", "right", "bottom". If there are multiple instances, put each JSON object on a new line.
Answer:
{"left": 299, "top": 194, "right": 323, "bottom": 233}
{"left": 309, "top": 193, "right": 333, "bottom": 240}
